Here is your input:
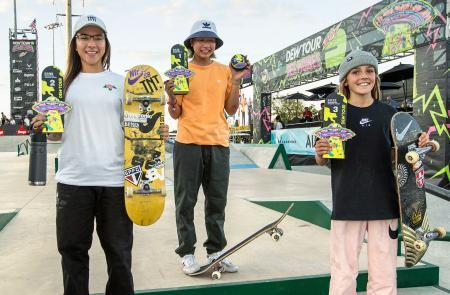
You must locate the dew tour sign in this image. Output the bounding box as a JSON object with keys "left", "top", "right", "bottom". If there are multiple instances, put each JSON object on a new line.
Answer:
{"left": 251, "top": 0, "right": 449, "bottom": 187}
{"left": 252, "top": 0, "right": 446, "bottom": 94}
{"left": 9, "top": 39, "right": 38, "bottom": 120}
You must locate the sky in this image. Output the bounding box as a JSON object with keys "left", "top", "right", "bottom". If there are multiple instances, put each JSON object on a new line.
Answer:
{"left": 0, "top": 0, "right": 413, "bottom": 130}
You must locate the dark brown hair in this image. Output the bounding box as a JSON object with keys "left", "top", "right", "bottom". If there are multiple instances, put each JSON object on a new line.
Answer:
{"left": 63, "top": 33, "right": 111, "bottom": 95}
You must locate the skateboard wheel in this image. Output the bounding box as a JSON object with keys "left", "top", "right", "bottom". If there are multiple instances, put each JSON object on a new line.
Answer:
{"left": 434, "top": 227, "right": 446, "bottom": 238}
{"left": 276, "top": 228, "right": 284, "bottom": 236}
{"left": 212, "top": 271, "right": 221, "bottom": 280}
{"left": 428, "top": 140, "right": 440, "bottom": 152}
{"left": 160, "top": 94, "right": 166, "bottom": 105}
{"left": 405, "top": 151, "right": 419, "bottom": 165}
{"left": 161, "top": 186, "right": 166, "bottom": 196}
{"left": 413, "top": 240, "right": 426, "bottom": 252}
{"left": 271, "top": 232, "right": 281, "bottom": 242}
{"left": 125, "top": 187, "right": 134, "bottom": 198}
{"left": 125, "top": 93, "right": 133, "bottom": 105}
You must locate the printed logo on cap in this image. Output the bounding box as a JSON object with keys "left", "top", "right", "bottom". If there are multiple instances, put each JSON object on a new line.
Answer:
{"left": 87, "top": 16, "right": 97, "bottom": 22}
{"left": 202, "top": 22, "right": 211, "bottom": 29}
{"left": 346, "top": 56, "right": 353, "bottom": 62}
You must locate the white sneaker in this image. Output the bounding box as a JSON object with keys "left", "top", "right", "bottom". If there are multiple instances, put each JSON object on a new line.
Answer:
{"left": 181, "top": 254, "right": 200, "bottom": 274}
{"left": 207, "top": 251, "right": 239, "bottom": 273}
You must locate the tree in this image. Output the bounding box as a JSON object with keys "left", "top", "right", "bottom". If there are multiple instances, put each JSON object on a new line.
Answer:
{"left": 271, "top": 97, "right": 304, "bottom": 123}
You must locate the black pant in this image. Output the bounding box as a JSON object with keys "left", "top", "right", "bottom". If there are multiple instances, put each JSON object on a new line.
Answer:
{"left": 173, "top": 142, "right": 230, "bottom": 257}
{"left": 56, "top": 183, "right": 134, "bottom": 295}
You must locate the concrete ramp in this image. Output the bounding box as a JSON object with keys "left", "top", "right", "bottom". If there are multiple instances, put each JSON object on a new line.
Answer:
{"left": 229, "top": 144, "right": 258, "bottom": 169}
{"left": 232, "top": 144, "right": 291, "bottom": 170}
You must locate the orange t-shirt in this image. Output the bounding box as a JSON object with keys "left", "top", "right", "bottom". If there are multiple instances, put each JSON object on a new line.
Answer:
{"left": 175, "top": 61, "right": 232, "bottom": 147}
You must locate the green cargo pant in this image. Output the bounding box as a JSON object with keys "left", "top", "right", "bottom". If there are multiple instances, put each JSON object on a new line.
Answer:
{"left": 173, "top": 142, "right": 230, "bottom": 257}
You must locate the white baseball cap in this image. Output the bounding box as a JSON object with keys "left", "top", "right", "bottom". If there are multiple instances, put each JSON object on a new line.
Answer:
{"left": 184, "top": 19, "right": 223, "bottom": 49}
{"left": 73, "top": 14, "right": 107, "bottom": 38}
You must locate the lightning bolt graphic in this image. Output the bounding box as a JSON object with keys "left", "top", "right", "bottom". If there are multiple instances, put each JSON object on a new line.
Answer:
{"left": 358, "top": 6, "right": 373, "bottom": 29}
{"left": 413, "top": 84, "right": 449, "bottom": 139}
{"left": 425, "top": 23, "right": 441, "bottom": 53}
{"left": 431, "top": 164, "right": 450, "bottom": 182}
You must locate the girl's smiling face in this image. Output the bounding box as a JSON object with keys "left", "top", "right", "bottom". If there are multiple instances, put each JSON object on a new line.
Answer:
{"left": 345, "top": 65, "right": 376, "bottom": 97}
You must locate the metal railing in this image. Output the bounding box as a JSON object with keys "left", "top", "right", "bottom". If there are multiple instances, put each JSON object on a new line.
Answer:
{"left": 426, "top": 181, "right": 450, "bottom": 202}
{"left": 17, "top": 138, "right": 30, "bottom": 156}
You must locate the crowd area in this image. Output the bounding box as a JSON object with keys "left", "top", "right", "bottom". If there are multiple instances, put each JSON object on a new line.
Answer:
{"left": 0, "top": 111, "right": 33, "bottom": 128}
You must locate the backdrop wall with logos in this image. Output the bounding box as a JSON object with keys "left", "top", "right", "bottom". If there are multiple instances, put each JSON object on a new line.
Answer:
{"left": 250, "top": 0, "right": 449, "bottom": 186}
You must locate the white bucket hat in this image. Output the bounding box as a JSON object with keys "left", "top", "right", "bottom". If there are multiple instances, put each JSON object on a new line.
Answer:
{"left": 73, "top": 14, "right": 107, "bottom": 38}
{"left": 184, "top": 19, "right": 223, "bottom": 49}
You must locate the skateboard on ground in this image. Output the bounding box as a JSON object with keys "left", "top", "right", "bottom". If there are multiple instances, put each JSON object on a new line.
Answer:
{"left": 314, "top": 92, "right": 354, "bottom": 159}
{"left": 123, "top": 65, "right": 166, "bottom": 226}
{"left": 189, "top": 203, "right": 294, "bottom": 280}
{"left": 165, "top": 44, "right": 194, "bottom": 95}
{"left": 32, "top": 66, "right": 71, "bottom": 133}
{"left": 391, "top": 112, "right": 445, "bottom": 267}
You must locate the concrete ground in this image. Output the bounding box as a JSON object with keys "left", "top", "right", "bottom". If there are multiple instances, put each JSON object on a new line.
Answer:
{"left": 0, "top": 146, "right": 448, "bottom": 294}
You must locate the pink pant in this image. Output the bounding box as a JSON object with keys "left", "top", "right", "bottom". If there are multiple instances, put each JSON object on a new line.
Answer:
{"left": 329, "top": 219, "right": 398, "bottom": 295}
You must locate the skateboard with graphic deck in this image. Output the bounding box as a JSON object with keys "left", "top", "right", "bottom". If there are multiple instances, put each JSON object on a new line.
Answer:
{"left": 391, "top": 112, "right": 445, "bottom": 267}
{"left": 32, "top": 66, "right": 71, "bottom": 133}
{"left": 314, "top": 92, "right": 354, "bottom": 158}
{"left": 123, "top": 65, "right": 166, "bottom": 226}
{"left": 189, "top": 203, "right": 294, "bottom": 280}
{"left": 165, "top": 44, "right": 194, "bottom": 95}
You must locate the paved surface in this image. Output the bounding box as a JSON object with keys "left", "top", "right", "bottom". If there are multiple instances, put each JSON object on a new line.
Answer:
{"left": 0, "top": 146, "right": 448, "bottom": 294}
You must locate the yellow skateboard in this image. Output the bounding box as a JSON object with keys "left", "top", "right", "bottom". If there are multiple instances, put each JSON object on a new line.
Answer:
{"left": 123, "top": 65, "right": 166, "bottom": 226}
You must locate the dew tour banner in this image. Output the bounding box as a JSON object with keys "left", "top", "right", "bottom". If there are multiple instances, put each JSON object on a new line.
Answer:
{"left": 10, "top": 39, "right": 38, "bottom": 121}
{"left": 252, "top": 0, "right": 446, "bottom": 94}
{"left": 250, "top": 0, "right": 449, "bottom": 187}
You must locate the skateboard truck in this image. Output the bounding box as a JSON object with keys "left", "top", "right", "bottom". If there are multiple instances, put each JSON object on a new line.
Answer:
{"left": 405, "top": 140, "right": 440, "bottom": 166}
{"left": 125, "top": 185, "right": 166, "bottom": 198}
{"left": 413, "top": 227, "right": 446, "bottom": 252}
{"left": 268, "top": 227, "right": 284, "bottom": 241}
{"left": 212, "top": 266, "right": 225, "bottom": 280}
{"left": 125, "top": 92, "right": 165, "bottom": 105}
